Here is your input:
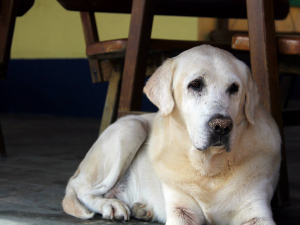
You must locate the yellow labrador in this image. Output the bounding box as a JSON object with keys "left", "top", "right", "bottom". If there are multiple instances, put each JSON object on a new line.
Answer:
{"left": 62, "top": 45, "right": 280, "bottom": 225}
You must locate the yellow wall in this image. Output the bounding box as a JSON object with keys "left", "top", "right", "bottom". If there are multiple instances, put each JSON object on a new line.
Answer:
{"left": 10, "top": 0, "right": 299, "bottom": 59}
{"left": 11, "top": 0, "right": 199, "bottom": 59}
{"left": 228, "top": 7, "right": 300, "bottom": 32}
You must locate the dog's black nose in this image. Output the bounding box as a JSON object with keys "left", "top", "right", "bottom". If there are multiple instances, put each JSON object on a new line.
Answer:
{"left": 208, "top": 115, "right": 233, "bottom": 135}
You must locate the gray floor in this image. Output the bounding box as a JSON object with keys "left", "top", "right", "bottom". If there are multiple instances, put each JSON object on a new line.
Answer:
{"left": 0, "top": 113, "right": 299, "bottom": 224}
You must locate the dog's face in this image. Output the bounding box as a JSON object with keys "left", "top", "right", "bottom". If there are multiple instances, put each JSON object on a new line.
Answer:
{"left": 144, "top": 45, "right": 259, "bottom": 152}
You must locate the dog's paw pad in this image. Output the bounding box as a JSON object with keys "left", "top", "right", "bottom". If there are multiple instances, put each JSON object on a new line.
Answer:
{"left": 131, "top": 202, "right": 154, "bottom": 221}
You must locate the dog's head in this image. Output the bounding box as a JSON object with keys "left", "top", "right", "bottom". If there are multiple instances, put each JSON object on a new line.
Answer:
{"left": 144, "top": 45, "right": 259, "bottom": 152}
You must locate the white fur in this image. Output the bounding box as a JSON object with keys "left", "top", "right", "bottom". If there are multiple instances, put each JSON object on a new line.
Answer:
{"left": 62, "top": 45, "right": 281, "bottom": 225}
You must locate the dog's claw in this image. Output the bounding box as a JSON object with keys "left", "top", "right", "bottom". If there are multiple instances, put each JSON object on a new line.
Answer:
{"left": 101, "top": 199, "right": 130, "bottom": 221}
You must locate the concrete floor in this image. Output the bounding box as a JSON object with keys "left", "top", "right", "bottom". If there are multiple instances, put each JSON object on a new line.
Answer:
{"left": 0, "top": 113, "right": 299, "bottom": 225}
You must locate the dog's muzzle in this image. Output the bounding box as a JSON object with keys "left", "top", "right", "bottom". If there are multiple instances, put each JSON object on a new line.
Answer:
{"left": 208, "top": 114, "right": 233, "bottom": 152}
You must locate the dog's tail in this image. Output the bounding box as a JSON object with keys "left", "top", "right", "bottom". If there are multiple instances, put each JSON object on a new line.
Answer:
{"left": 62, "top": 186, "right": 94, "bottom": 219}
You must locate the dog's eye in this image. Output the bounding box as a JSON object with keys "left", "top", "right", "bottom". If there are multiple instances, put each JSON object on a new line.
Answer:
{"left": 189, "top": 79, "right": 204, "bottom": 91}
{"left": 227, "top": 83, "right": 239, "bottom": 95}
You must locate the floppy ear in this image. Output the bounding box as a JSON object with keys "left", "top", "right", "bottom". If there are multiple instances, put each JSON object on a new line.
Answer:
{"left": 143, "top": 59, "right": 175, "bottom": 117}
{"left": 245, "top": 69, "right": 259, "bottom": 124}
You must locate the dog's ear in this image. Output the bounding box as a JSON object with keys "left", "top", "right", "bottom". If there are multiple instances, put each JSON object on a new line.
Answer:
{"left": 245, "top": 69, "right": 259, "bottom": 124}
{"left": 144, "top": 59, "right": 175, "bottom": 117}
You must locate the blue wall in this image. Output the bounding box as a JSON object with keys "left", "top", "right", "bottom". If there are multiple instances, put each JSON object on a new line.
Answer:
{"left": 1, "top": 58, "right": 299, "bottom": 118}
{"left": 0, "top": 59, "right": 157, "bottom": 118}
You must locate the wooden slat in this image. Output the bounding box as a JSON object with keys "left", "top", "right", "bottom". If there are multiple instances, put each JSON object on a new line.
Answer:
{"left": 86, "top": 39, "right": 127, "bottom": 56}
{"left": 99, "top": 67, "right": 121, "bottom": 134}
{"left": 231, "top": 34, "right": 250, "bottom": 51}
{"left": 278, "top": 37, "right": 300, "bottom": 55}
{"left": 87, "top": 59, "right": 102, "bottom": 83}
{"left": 80, "top": 11, "right": 102, "bottom": 83}
{"left": 87, "top": 38, "right": 233, "bottom": 57}
{"left": 232, "top": 34, "right": 300, "bottom": 55}
{"left": 80, "top": 12, "right": 99, "bottom": 45}
{"left": 57, "top": 0, "right": 289, "bottom": 19}
{"left": 100, "top": 60, "right": 113, "bottom": 82}
{"left": 246, "top": 0, "right": 289, "bottom": 206}
{"left": 0, "top": 0, "right": 19, "bottom": 80}
{"left": 118, "top": 0, "right": 155, "bottom": 115}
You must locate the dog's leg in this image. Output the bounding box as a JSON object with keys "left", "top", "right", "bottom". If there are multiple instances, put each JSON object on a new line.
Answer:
{"left": 62, "top": 185, "right": 95, "bottom": 219}
{"left": 131, "top": 202, "right": 154, "bottom": 221}
{"left": 240, "top": 218, "right": 275, "bottom": 225}
{"left": 82, "top": 115, "right": 150, "bottom": 196}
{"left": 230, "top": 200, "right": 275, "bottom": 225}
{"left": 163, "top": 184, "right": 205, "bottom": 225}
{"left": 62, "top": 115, "right": 151, "bottom": 220}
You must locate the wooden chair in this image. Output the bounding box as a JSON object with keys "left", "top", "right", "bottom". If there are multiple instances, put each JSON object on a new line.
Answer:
{"left": 0, "top": 0, "right": 35, "bottom": 157}
{"left": 59, "top": 1, "right": 235, "bottom": 133}
{"left": 57, "top": 0, "right": 290, "bottom": 206}
{"left": 85, "top": 37, "right": 232, "bottom": 134}
{"left": 0, "top": 0, "right": 35, "bottom": 79}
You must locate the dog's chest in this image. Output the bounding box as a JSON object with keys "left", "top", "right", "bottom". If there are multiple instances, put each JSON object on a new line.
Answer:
{"left": 177, "top": 176, "right": 234, "bottom": 224}
{"left": 180, "top": 171, "right": 227, "bottom": 201}
{"left": 158, "top": 150, "right": 232, "bottom": 201}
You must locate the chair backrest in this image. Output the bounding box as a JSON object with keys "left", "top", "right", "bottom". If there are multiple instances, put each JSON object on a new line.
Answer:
{"left": 58, "top": 0, "right": 289, "bottom": 19}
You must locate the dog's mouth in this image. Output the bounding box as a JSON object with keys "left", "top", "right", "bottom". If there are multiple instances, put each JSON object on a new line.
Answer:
{"left": 196, "top": 140, "right": 230, "bottom": 152}
{"left": 194, "top": 133, "right": 231, "bottom": 152}
{"left": 209, "top": 135, "right": 231, "bottom": 152}
{"left": 213, "top": 142, "right": 223, "bottom": 147}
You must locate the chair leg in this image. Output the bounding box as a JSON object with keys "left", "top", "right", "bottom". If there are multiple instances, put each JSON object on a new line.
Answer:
{"left": 0, "top": 121, "right": 6, "bottom": 157}
{"left": 118, "top": 0, "right": 155, "bottom": 117}
{"left": 246, "top": 0, "right": 290, "bottom": 206}
{"left": 99, "top": 66, "right": 121, "bottom": 135}
{"left": 80, "top": 11, "right": 103, "bottom": 83}
{"left": 0, "top": 0, "right": 19, "bottom": 80}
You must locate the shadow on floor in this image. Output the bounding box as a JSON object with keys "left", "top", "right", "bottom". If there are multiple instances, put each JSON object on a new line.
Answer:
{"left": 0, "top": 114, "right": 299, "bottom": 224}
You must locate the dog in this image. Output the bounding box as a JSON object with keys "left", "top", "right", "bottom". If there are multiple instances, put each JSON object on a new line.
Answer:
{"left": 62, "top": 45, "right": 281, "bottom": 225}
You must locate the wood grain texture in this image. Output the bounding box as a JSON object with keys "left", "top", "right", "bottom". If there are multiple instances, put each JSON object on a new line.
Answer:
{"left": 99, "top": 68, "right": 121, "bottom": 135}
{"left": 87, "top": 38, "right": 233, "bottom": 56}
{"left": 246, "top": 0, "right": 289, "bottom": 206}
{"left": 86, "top": 39, "right": 127, "bottom": 56}
{"left": 87, "top": 59, "right": 102, "bottom": 83}
{"left": 232, "top": 34, "right": 300, "bottom": 55}
{"left": 118, "top": 0, "right": 155, "bottom": 114}
{"left": 100, "top": 59, "right": 113, "bottom": 82}
{"left": 231, "top": 34, "right": 250, "bottom": 51}
{"left": 80, "top": 12, "right": 102, "bottom": 83}
{"left": 278, "top": 37, "right": 300, "bottom": 55}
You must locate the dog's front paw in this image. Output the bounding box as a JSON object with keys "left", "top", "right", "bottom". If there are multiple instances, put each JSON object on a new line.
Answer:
{"left": 101, "top": 199, "right": 130, "bottom": 221}
{"left": 131, "top": 202, "right": 154, "bottom": 221}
